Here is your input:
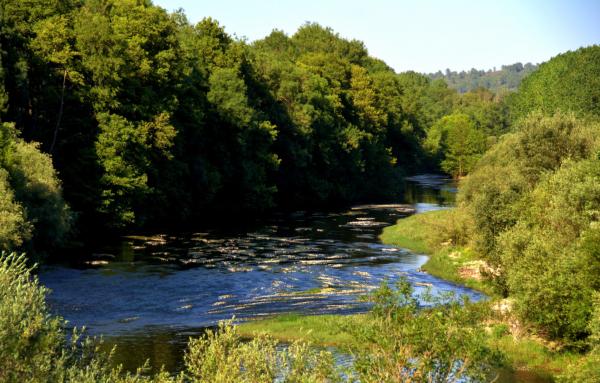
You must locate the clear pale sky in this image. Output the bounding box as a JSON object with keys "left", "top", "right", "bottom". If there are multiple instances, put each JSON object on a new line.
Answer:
{"left": 153, "top": 0, "right": 600, "bottom": 73}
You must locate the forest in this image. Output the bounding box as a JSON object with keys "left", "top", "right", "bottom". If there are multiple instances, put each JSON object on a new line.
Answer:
{"left": 428, "top": 62, "right": 539, "bottom": 94}
{"left": 0, "top": 0, "right": 512, "bottom": 254}
{"left": 1, "top": 0, "right": 599, "bottom": 382}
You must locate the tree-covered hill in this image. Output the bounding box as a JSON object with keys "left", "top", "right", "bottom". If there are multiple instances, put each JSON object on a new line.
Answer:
{"left": 0, "top": 0, "right": 592, "bottom": 257}
{"left": 0, "top": 0, "right": 509, "bottom": 249}
{"left": 428, "top": 62, "right": 538, "bottom": 94}
{"left": 508, "top": 45, "right": 600, "bottom": 120}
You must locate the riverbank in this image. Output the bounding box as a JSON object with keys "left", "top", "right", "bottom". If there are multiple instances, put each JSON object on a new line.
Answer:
{"left": 239, "top": 208, "right": 582, "bottom": 382}
{"left": 238, "top": 311, "right": 576, "bottom": 381}
{"left": 379, "top": 209, "right": 496, "bottom": 296}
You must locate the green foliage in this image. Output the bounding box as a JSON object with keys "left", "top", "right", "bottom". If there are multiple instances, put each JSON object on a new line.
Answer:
{"left": 454, "top": 87, "right": 509, "bottom": 137}
{"left": 0, "top": 0, "right": 520, "bottom": 231}
{"left": 95, "top": 112, "right": 176, "bottom": 227}
{"left": 425, "top": 113, "right": 487, "bottom": 177}
{"left": 500, "top": 159, "right": 600, "bottom": 341}
{"left": 558, "top": 349, "right": 600, "bottom": 383}
{"left": 558, "top": 293, "right": 600, "bottom": 383}
{"left": 0, "top": 123, "right": 70, "bottom": 252}
{"left": 0, "top": 251, "right": 183, "bottom": 383}
{"left": 351, "top": 279, "right": 503, "bottom": 382}
{"left": 396, "top": 72, "right": 455, "bottom": 141}
{"left": 0, "top": 252, "right": 65, "bottom": 382}
{"left": 450, "top": 45, "right": 600, "bottom": 347}
{"left": 6, "top": 141, "right": 71, "bottom": 248}
{"left": 429, "top": 62, "right": 538, "bottom": 94}
{"left": 510, "top": 45, "right": 600, "bottom": 120}
{"left": 457, "top": 111, "right": 600, "bottom": 342}
{"left": 185, "top": 320, "right": 342, "bottom": 382}
{"left": 251, "top": 23, "right": 408, "bottom": 206}
{"left": 0, "top": 169, "right": 31, "bottom": 250}
{"left": 458, "top": 112, "right": 599, "bottom": 273}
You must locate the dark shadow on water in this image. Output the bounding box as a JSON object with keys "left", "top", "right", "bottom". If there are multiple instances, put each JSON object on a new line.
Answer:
{"left": 38, "top": 174, "right": 548, "bottom": 381}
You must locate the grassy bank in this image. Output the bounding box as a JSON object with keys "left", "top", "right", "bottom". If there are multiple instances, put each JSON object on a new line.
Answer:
{"left": 379, "top": 208, "right": 588, "bottom": 380}
{"left": 238, "top": 312, "right": 577, "bottom": 381}
{"left": 239, "top": 208, "right": 585, "bottom": 381}
{"left": 379, "top": 209, "right": 495, "bottom": 296}
{"left": 238, "top": 313, "right": 365, "bottom": 348}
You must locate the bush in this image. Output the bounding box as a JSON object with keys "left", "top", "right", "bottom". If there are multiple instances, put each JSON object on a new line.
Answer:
{"left": 425, "top": 113, "right": 487, "bottom": 177}
{"left": 499, "top": 159, "right": 600, "bottom": 341}
{"left": 5, "top": 141, "right": 71, "bottom": 250}
{"left": 0, "top": 169, "right": 31, "bottom": 250}
{"left": 351, "top": 279, "right": 503, "bottom": 382}
{"left": 0, "top": 252, "right": 65, "bottom": 382}
{"left": 0, "top": 123, "right": 71, "bottom": 252}
{"left": 0, "top": 251, "right": 180, "bottom": 383}
{"left": 458, "top": 113, "right": 600, "bottom": 287}
{"left": 185, "top": 319, "right": 342, "bottom": 382}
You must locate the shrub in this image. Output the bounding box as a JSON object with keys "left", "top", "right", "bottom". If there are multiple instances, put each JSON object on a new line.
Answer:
{"left": 351, "top": 279, "right": 503, "bottom": 382}
{"left": 0, "top": 169, "right": 31, "bottom": 250}
{"left": 458, "top": 113, "right": 600, "bottom": 290}
{"left": 0, "top": 122, "right": 71, "bottom": 252}
{"left": 5, "top": 141, "right": 71, "bottom": 250}
{"left": 184, "top": 319, "right": 342, "bottom": 382}
{"left": 0, "top": 251, "right": 180, "bottom": 383}
{"left": 499, "top": 159, "right": 600, "bottom": 341}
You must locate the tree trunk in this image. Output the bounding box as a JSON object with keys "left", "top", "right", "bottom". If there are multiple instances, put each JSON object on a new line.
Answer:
{"left": 50, "top": 68, "right": 67, "bottom": 154}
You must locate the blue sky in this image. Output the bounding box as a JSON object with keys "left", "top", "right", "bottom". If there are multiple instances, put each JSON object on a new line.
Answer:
{"left": 153, "top": 0, "right": 600, "bottom": 73}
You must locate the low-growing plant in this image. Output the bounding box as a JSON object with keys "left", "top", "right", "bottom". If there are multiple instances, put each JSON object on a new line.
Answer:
{"left": 0, "top": 251, "right": 181, "bottom": 383}
{"left": 349, "top": 278, "right": 504, "bottom": 383}
{"left": 184, "top": 319, "right": 343, "bottom": 382}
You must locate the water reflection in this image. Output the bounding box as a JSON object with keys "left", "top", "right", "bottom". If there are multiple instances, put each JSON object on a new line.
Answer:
{"left": 403, "top": 174, "right": 457, "bottom": 208}
{"left": 40, "top": 174, "right": 484, "bottom": 374}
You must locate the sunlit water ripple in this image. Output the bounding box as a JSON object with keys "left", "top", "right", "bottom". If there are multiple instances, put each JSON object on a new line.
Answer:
{"left": 39, "top": 175, "right": 482, "bottom": 373}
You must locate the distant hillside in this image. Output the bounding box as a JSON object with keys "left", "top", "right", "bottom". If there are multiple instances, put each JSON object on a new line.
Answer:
{"left": 428, "top": 62, "right": 538, "bottom": 93}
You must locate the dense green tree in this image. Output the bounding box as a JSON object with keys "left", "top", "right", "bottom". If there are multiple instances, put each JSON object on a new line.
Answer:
{"left": 425, "top": 113, "right": 487, "bottom": 177}
{"left": 455, "top": 87, "right": 509, "bottom": 137}
{"left": 509, "top": 45, "right": 600, "bottom": 120}
{"left": 459, "top": 113, "right": 599, "bottom": 271}
{"left": 500, "top": 159, "right": 600, "bottom": 340}
{"left": 396, "top": 72, "right": 456, "bottom": 139}
{"left": 429, "top": 62, "right": 538, "bottom": 93}
{"left": 0, "top": 0, "right": 553, "bottom": 241}
{"left": 4, "top": 0, "right": 475, "bottom": 233}
{"left": 0, "top": 123, "right": 70, "bottom": 252}
{"left": 250, "top": 23, "right": 409, "bottom": 208}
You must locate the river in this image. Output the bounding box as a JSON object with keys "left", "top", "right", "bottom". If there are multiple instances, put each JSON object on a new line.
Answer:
{"left": 40, "top": 175, "right": 483, "bottom": 374}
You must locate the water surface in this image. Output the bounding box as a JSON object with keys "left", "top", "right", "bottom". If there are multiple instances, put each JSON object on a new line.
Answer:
{"left": 41, "top": 175, "right": 479, "bottom": 372}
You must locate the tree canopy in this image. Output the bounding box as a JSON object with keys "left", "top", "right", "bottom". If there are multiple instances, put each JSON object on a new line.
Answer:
{"left": 1, "top": 0, "right": 505, "bottom": 244}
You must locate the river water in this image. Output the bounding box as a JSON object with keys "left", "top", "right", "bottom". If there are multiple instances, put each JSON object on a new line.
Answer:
{"left": 40, "top": 175, "right": 483, "bottom": 373}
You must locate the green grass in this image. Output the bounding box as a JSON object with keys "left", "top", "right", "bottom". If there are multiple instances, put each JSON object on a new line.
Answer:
{"left": 490, "top": 334, "right": 578, "bottom": 380}
{"left": 236, "top": 313, "right": 576, "bottom": 381}
{"left": 237, "top": 209, "right": 585, "bottom": 381}
{"left": 238, "top": 313, "right": 577, "bottom": 381}
{"left": 423, "top": 247, "right": 496, "bottom": 296}
{"left": 379, "top": 212, "right": 434, "bottom": 254}
{"left": 379, "top": 209, "right": 496, "bottom": 296}
{"left": 238, "top": 313, "right": 366, "bottom": 348}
